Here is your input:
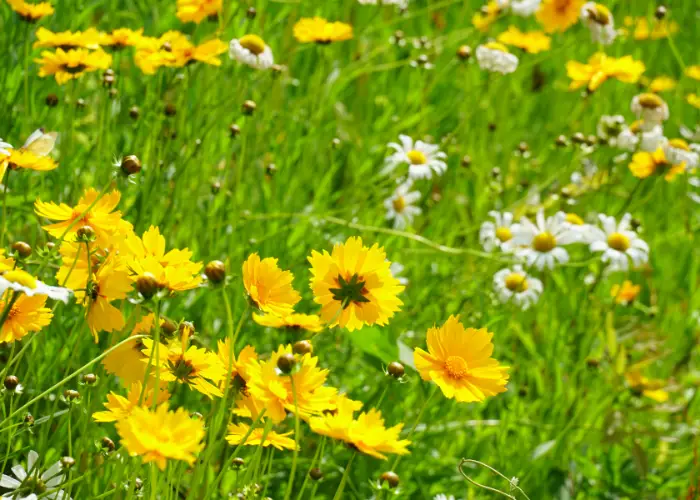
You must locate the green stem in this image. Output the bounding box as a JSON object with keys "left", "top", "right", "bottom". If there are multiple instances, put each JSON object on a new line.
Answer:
{"left": 296, "top": 437, "right": 326, "bottom": 500}
{"left": 283, "top": 376, "right": 301, "bottom": 500}
{"left": 390, "top": 386, "right": 437, "bottom": 471}
{"left": 331, "top": 452, "right": 356, "bottom": 500}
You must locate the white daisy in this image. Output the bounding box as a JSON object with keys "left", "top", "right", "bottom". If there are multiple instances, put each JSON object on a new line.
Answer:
{"left": 475, "top": 42, "right": 518, "bottom": 74}
{"left": 493, "top": 265, "right": 543, "bottom": 310}
{"left": 580, "top": 2, "right": 617, "bottom": 45}
{"left": 596, "top": 115, "right": 626, "bottom": 144}
{"left": 0, "top": 450, "right": 71, "bottom": 500}
{"left": 479, "top": 211, "right": 516, "bottom": 253}
{"left": 0, "top": 270, "right": 71, "bottom": 303}
{"left": 383, "top": 135, "right": 447, "bottom": 180}
{"left": 383, "top": 181, "right": 422, "bottom": 229}
{"left": 585, "top": 213, "right": 649, "bottom": 272}
{"left": 0, "top": 140, "right": 12, "bottom": 157}
{"left": 631, "top": 93, "right": 669, "bottom": 130}
{"left": 510, "top": 0, "right": 541, "bottom": 16}
{"left": 229, "top": 34, "right": 274, "bottom": 70}
{"left": 434, "top": 495, "right": 456, "bottom": 500}
{"left": 617, "top": 124, "right": 667, "bottom": 153}
{"left": 663, "top": 139, "right": 699, "bottom": 169}
{"left": 511, "top": 210, "right": 579, "bottom": 270}
{"left": 358, "top": 0, "right": 408, "bottom": 8}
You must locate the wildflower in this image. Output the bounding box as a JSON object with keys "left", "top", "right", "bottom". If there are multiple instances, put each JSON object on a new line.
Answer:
{"left": 493, "top": 265, "right": 543, "bottom": 310}
{"left": 357, "top": 0, "right": 408, "bottom": 8}
{"left": 472, "top": 1, "right": 502, "bottom": 32}
{"left": 1, "top": 148, "right": 57, "bottom": 178}
{"left": 688, "top": 94, "right": 700, "bottom": 110}
{"left": 580, "top": 2, "right": 616, "bottom": 44}
{"left": 252, "top": 313, "right": 324, "bottom": 333}
{"left": 93, "top": 382, "right": 169, "bottom": 422}
{"left": 497, "top": 26, "right": 551, "bottom": 54}
{"left": 226, "top": 423, "right": 297, "bottom": 451}
{"left": 625, "top": 370, "right": 668, "bottom": 402}
{"left": 382, "top": 135, "right": 447, "bottom": 180}
{"left": 116, "top": 403, "right": 205, "bottom": 470}
{"left": 217, "top": 340, "right": 257, "bottom": 390}
{"left": 567, "top": 53, "right": 645, "bottom": 92}
{"left": 611, "top": 280, "right": 640, "bottom": 305}
{"left": 511, "top": 210, "right": 579, "bottom": 270}
{"left": 242, "top": 253, "right": 301, "bottom": 317}
{"left": 0, "top": 450, "right": 70, "bottom": 500}
{"left": 176, "top": 0, "right": 221, "bottom": 23}
{"left": 171, "top": 39, "right": 227, "bottom": 67}
{"left": 384, "top": 181, "right": 422, "bottom": 230}
{"left": 479, "top": 211, "right": 516, "bottom": 253}
{"left": 293, "top": 17, "right": 353, "bottom": 44}
{"left": 434, "top": 495, "right": 456, "bottom": 500}
{"left": 229, "top": 35, "right": 274, "bottom": 70}
{"left": 102, "top": 314, "right": 159, "bottom": 386}
{"left": 0, "top": 269, "right": 70, "bottom": 302}
{"left": 663, "top": 139, "right": 698, "bottom": 169}
{"left": 33, "top": 27, "right": 101, "bottom": 49}
{"left": 506, "top": 0, "right": 541, "bottom": 16}
{"left": 629, "top": 148, "right": 685, "bottom": 181}
{"left": 475, "top": 42, "right": 519, "bottom": 74}
{"left": 309, "top": 397, "right": 410, "bottom": 459}
{"left": 6, "top": 0, "right": 54, "bottom": 21}
{"left": 686, "top": 66, "right": 700, "bottom": 81}
{"left": 624, "top": 16, "right": 678, "bottom": 41}
{"left": 648, "top": 76, "right": 676, "bottom": 93}
{"left": 247, "top": 344, "right": 337, "bottom": 423}
{"left": 631, "top": 93, "right": 669, "bottom": 130}
{"left": 616, "top": 121, "right": 666, "bottom": 153}
{"left": 308, "top": 236, "right": 404, "bottom": 332}
{"left": 100, "top": 28, "right": 146, "bottom": 48}
{"left": 585, "top": 213, "right": 649, "bottom": 272}
{"left": 414, "top": 315, "right": 509, "bottom": 402}
{"left": 0, "top": 294, "right": 52, "bottom": 343}
{"left": 596, "top": 114, "right": 626, "bottom": 145}
{"left": 536, "top": 0, "right": 585, "bottom": 33}
{"left": 35, "top": 48, "right": 112, "bottom": 85}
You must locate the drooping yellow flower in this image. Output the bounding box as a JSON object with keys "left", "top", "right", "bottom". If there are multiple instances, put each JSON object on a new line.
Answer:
{"left": 309, "top": 397, "right": 410, "bottom": 460}
{"left": 33, "top": 27, "right": 101, "bottom": 50}
{"left": 100, "top": 28, "right": 146, "bottom": 49}
{"left": 472, "top": 1, "right": 502, "bottom": 32}
{"left": 0, "top": 294, "right": 52, "bottom": 344}
{"left": 647, "top": 76, "right": 676, "bottom": 93}
{"left": 102, "top": 313, "right": 161, "bottom": 386}
{"left": 308, "top": 236, "right": 404, "bottom": 332}
{"left": 566, "top": 52, "right": 645, "bottom": 92}
{"left": 686, "top": 65, "right": 700, "bottom": 81}
{"left": 293, "top": 17, "right": 353, "bottom": 44}
{"left": 247, "top": 344, "right": 337, "bottom": 423}
{"left": 536, "top": 0, "right": 585, "bottom": 33}
{"left": 611, "top": 281, "right": 640, "bottom": 305}
{"left": 497, "top": 26, "right": 551, "bottom": 54}
{"left": 6, "top": 0, "right": 54, "bottom": 21}
{"left": 629, "top": 148, "right": 685, "bottom": 181}
{"left": 35, "top": 48, "right": 112, "bottom": 85}
{"left": 252, "top": 312, "right": 324, "bottom": 333}
{"left": 625, "top": 370, "right": 668, "bottom": 402}
{"left": 176, "top": 0, "right": 221, "bottom": 23}
{"left": 93, "top": 382, "right": 170, "bottom": 423}
{"left": 242, "top": 253, "right": 301, "bottom": 317}
{"left": 116, "top": 403, "right": 205, "bottom": 470}
{"left": 414, "top": 315, "right": 509, "bottom": 403}
{"left": 225, "top": 423, "right": 297, "bottom": 451}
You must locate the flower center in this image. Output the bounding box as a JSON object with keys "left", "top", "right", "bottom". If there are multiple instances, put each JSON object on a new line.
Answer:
{"left": 170, "top": 358, "right": 196, "bottom": 381}
{"left": 638, "top": 93, "right": 663, "bottom": 109}
{"left": 586, "top": 4, "right": 611, "bottom": 25}
{"left": 504, "top": 273, "right": 528, "bottom": 292}
{"left": 26, "top": 476, "right": 47, "bottom": 494}
{"left": 533, "top": 232, "right": 556, "bottom": 253}
{"left": 607, "top": 232, "right": 630, "bottom": 252}
{"left": 392, "top": 196, "right": 406, "bottom": 213}
{"left": 406, "top": 150, "right": 427, "bottom": 165}
{"left": 3, "top": 270, "right": 37, "bottom": 289}
{"left": 565, "top": 213, "right": 584, "bottom": 225}
{"left": 63, "top": 64, "right": 87, "bottom": 74}
{"left": 8, "top": 304, "right": 19, "bottom": 320}
{"left": 495, "top": 227, "right": 512, "bottom": 242}
{"left": 329, "top": 274, "right": 370, "bottom": 309}
{"left": 239, "top": 34, "right": 266, "bottom": 56}
{"left": 668, "top": 138, "right": 689, "bottom": 151}
{"left": 484, "top": 41, "right": 509, "bottom": 53}
{"left": 445, "top": 356, "right": 469, "bottom": 379}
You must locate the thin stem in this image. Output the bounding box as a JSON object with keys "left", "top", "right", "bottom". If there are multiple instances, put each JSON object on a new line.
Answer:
{"left": 283, "top": 376, "right": 301, "bottom": 500}
{"left": 331, "top": 452, "right": 356, "bottom": 500}
{"left": 0, "top": 169, "right": 10, "bottom": 246}
{"left": 296, "top": 437, "right": 326, "bottom": 500}
{"left": 390, "top": 386, "right": 437, "bottom": 471}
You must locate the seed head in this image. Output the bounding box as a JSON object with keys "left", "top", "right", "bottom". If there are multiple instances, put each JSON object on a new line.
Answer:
{"left": 277, "top": 353, "right": 296, "bottom": 374}
{"left": 246, "top": 7, "right": 257, "bottom": 18}
{"left": 64, "top": 389, "right": 80, "bottom": 401}
{"left": 164, "top": 103, "right": 177, "bottom": 117}
{"left": 309, "top": 468, "right": 323, "bottom": 481}
{"left": 46, "top": 94, "right": 59, "bottom": 107}
{"left": 232, "top": 457, "right": 245, "bottom": 468}
{"left": 205, "top": 260, "right": 226, "bottom": 283}
{"left": 379, "top": 471, "right": 400, "bottom": 489}
{"left": 229, "top": 124, "right": 241, "bottom": 138}
{"left": 129, "top": 106, "right": 140, "bottom": 120}
{"left": 101, "top": 437, "right": 115, "bottom": 452}
{"left": 4, "top": 375, "right": 19, "bottom": 390}
{"left": 136, "top": 272, "right": 160, "bottom": 300}
{"left": 293, "top": 340, "right": 313, "bottom": 355}
{"left": 457, "top": 45, "right": 471, "bottom": 60}
{"left": 655, "top": 6, "right": 667, "bottom": 19}
{"left": 12, "top": 241, "right": 32, "bottom": 258}
{"left": 387, "top": 361, "right": 405, "bottom": 379}
{"left": 121, "top": 155, "right": 142, "bottom": 175}
{"left": 242, "top": 100, "right": 257, "bottom": 115}
{"left": 76, "top": 225, "right": 95, "bottom": 242}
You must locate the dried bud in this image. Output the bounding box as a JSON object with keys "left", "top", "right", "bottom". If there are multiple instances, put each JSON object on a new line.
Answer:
{"left": 518, "top": 386, "right": 528, "bottom": 397}
{"left": 379, "top": 471, "right": 400, "bottom": 489}
{"left": 46, "top": 242, "right": 56, "bottom": 250}
{"left": 61, "top": 456, "right": 76, "bottom": 469}
{"left": 246, "top": 7, "right": 257, "bottom": 18}
{"left": 108, "top": 88, "right": 118, "bottom": 99}
{"left": 277, "top": 353, "right": 296, "bottom": 374}
{"left": 393, "top": 30, "right": 405, "bottom": 41}
{"left": 232, "top": 457, "right": 245, "bottom": 468}
{"left": 136, "top": 272, "right": 160, "bottom": 300}
{"left": 101, "top": 437, "right": 115, "bottom": 452}
{"left": 555, "top": 135, "right": 569, "bottom": 147}
{"left": 457, "top": 45, "right": 471, "bottom": 60}
{"left": 103, "top": 71, "right": 115, "bottom": 87}
{"left": 309, "top": 468, "right": 323, "bottom": 481}
{"left": 24, "top": 413, "right": 34, "bottom": 426}
{"left": 161, "top": 41, "right": 172, "bottom": 52}
{"left": 571, "top": 132, "right": 586, "bottom": 144}
{"left": 586, "top": 358, "right": 600, "bottom": 368}
{"left": 491, "top": 167, "right": 501, "bottom": 179}
{"left": 46, "top": 94, "right": 59, "bottom": 107}
{"left": 164, "top": 103, "right": 177, "bottom": 117}
{"left": 133, "top": 478, "right": 144, "bottom": 491}
{"left": 654, "top": 6, "right": 667, "bottom": 19}
{"left": 121, "top": 155, "right": 142, "bottom": 175}
{"left": 461, "top": 155, "right": 472, "bottom": 168}
{"left": 211, "top": 180, "right": 221, "bottom": 194}
{"left": 242, "top": 100, "right": 257, "bottom": 115}
{"left": 293, "top": 340, "right": 313, "bottom": 355}
{"left": 64, "top": 389, "right": 80, "bottom": 400}
{"left": 161, "top": 318, "right": 178, "bottom": 336}
{"left": 387, "top": 361, "right": 405, "bottom": 379}
{"left": 129, "top": 106, "right": 140, "bottom": 120}
{"left": 265, "top": 163, "right": 277, "bottom": 176}
{"left": 586, "top": 135, "right": 597, "bottom": 146}
{"left": 12, "top": 241, "right": 32, "bottom": 258}
{"left": 518, "top": 142, "right": 529, "bottom": 153}
{"left": 4, "top": 375, "right": 19, "bottom": 391}
{"left": 331, "top": 138, "right": 341, "bottom": 149}
{"left": 76, "top": 225, "right": 95, "bottom": 242}
{"left": 76, "top": 98, "right": 86, "bottom": 109}
{"left": 204, "top": 260, "right": 226, "bottom": 283}
{"left": 82, "top": 373, "right": 97, "bottom": 385}
{"left": 488, "top": 122, "right": 497, "bottom": 132}
{"left": 229, "top": 124, "right": 241, "bottom": 138}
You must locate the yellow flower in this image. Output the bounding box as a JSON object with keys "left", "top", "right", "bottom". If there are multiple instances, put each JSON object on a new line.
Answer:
{"left": 624, "top": 16, "right": 678, "bottom": 41}
{"left": 217, "top": 339, "right": 257, "bottom": 391}
{"left": 610, "top": 281, "right": 640, "bottom": 305}
{"left": 225, "top": 423, "right": 297, "bottom": 451}
{"left": 252, "top": 312, "right": 324, "bottom": 333}
{"left": 308, "top": 236, "right": 404, "bottom": 332}
{"left": 629, "top": 148, "right": 685, "bottom": 181}
{"left": 0, "top": 294, "right": 52, "bottom": 344}
{"left": 242, "top": 253, "right": 301, "bottom": 317}
{"left": 536, "top": 0, "right": 585, "bottom": 33}
{"left": 309, "top": 397, "right": 410, "bottom": 460}
{"left": 177, "top": 0, "right": 221, "bottom": 23}
{"left": 625, "top": 370, "right": 668, "bottom": 403}
{"left": 33, "top": 27, "right": 101, "bottom": 50}
{"left": 566, "top": 52, "right": 645, "bottom": 92}
{"left": 565, "top": 213, "right": 584, "bottom": 226}
{"left": 0, "top": 149, "right": 57, "bottom": 181}
{"left": 293, "top": 17, "right": 353, "bottom": 44}
{"left": 116, "top": 403, "right": 205, "bottom": 470}
{"left": 497, "top": 26, "right": 551, "bottom": 54}
{"left": 82, "top": 254, "right": 134, "bottom": 340}
{"left": 247, "top": 345, "right": 337, "bottom": 423}
{"left": 93, "top": 382, "right": 170, "bottom": 423}
{"left": 102, "top": 314, "right": 161, "bottom": 386}
{"left": 171, "top": 39, "right": 227, "bottom": 67}
{"left": 688, "top": 93, "right": 700, "bottom": 109}
{"left": 35, "top": 48, "right": 112, "bottom": 85}
{"left": 686, "top": 65, "right": 700, "bottom": 81}
{"left": 100, "top": 28, "right": 146, "bottom": 48}
{"left": 0, "top": 250, "right": 15, "bottom": 273}
{"left": 647, "top": 76, "right": 676, "bottom": 93}
{"left": 472, "top": 1, "right": 502, "bottom": 32}
{"left": 414, "top": 315, "right": 509, "bottom": 402}
{"left": 6, "top": 0, "right": 54, "bottom": 21}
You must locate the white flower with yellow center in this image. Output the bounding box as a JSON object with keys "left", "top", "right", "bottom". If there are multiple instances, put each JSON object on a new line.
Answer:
{"left": 383, "top": 181, "right": 422, "bottom": 229}
{"left": 511, "top": 210, "right": 579, "bottom": 270}
{"left": 631, "top": 93, "right": 669, "bottom": 130}
{"left": 358, "top": 0, "right": 408, "bottom": 8}
{"left": 586, "top": 213, "right": 649, "bottom": 272}
{"left": 493, "top": 265, "right": 543, "bottom": 310}
{"left": 617, "top": 122, "right": 667, "bottom": 153}
{"left": 475, "top": 42, "right": 518, "bottom": 74}
{"left": 0, "top": 450, "right": 71, "bottom": 500}
{"left": 229, "top": 34, "right": 274, "bottom": 70}
{"left": 663, "top": 139, "right": 698, "bottom": 169}
{"left": 383, "top": 135, "right": 447, "bottom": 180}
{"left": 597, "top": 115, "right": 625, "bottom": 144}
{"left": 0, "top": 270, "right": 71, "bottom": 302}
{"left": 479, "top": 211, "right": 516, "bottom": 253}
{"left": 580, "top": 2, "right": 617, "bottom": 45}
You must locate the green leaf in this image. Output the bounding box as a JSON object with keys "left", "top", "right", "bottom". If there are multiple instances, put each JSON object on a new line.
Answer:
{"left": 344, "top": 327, "right": 398, "bottom": 366}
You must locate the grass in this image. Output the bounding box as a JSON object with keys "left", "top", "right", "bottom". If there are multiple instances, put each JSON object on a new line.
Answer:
{"left": 0, "top": 0, "right": 699, "bottom": 498}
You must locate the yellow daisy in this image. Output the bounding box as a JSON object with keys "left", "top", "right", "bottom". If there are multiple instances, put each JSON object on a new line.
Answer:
{"left": 7, "top": 0, "right": 54, "bottom": 21}
{"left": 1, "top": 149, "right": 57, "bottom": 178}
{"left": 611, "top": 280, "right": 640, "bottom": 305}
{"left": 686, "top": 65, "right": 700, "bottom": 81}
{"left": 242, "top": 253, "right": 301, "bottom": 317}
{"left": 216, "top": 339, "right": 257, "bottom": 391}
{"left": 33, "top": 27, "right": 101, "bottom": 50}
{"left": 93, "top": 382, "right": 170, "bottom": 423}
{"left": 414, "top": 315, "right": 510, "bottom": 403}
{"left": 102, "top": 313, "right": 161, "bottom": 386}
{"left": 171, "top": 39, "right": 227, "bottom": 67}
{"left": 35, "top": 48, "right": 112, "bottom": 85}
{"left": 566, "top": 52, "right": 645, "bottom": 92}
{"left": 647, "top": 76, "right": 676, "bottom": 93}
{"left": 0, "top": 294, "right": 52, "bottom": 344}
{"left": 225, "top": 423, "right": 297, "bottom": 451}
{"left": 100, "top": 28, "right": 146, "bottom": 49}
{"left": 497, "top": 26, "right": 551, "bottom": 54}
{"left": 252, "top": 312, "right": 324, "bottom": 333}
{"left": 176, "top": 0, "right": 221, "bottom": 23}
{"left": 625, "top": 370, "right": 668, "bottom": 403}
{"left": 82, "top": 254, "right": 134, "bottom": 340}
{"left": 536, "top": 0, "right": 585, "bottom": 33}
{"left": 688, "top": 93, "right": 700, "bottom": 109}
{"left": 629, "top": 148, "right": 685, "bottom": 181}
{"left": 472, "top": 1, "right": 502, "bottom": 32}
{"left": 293, "top": 17, "right": 353, "bottom": 44}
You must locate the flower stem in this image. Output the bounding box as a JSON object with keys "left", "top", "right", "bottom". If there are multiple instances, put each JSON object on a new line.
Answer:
{"left": 283, "top": 376, "right": 301, "bottom": 500}
{"left": 390, "top": 386, "right": 437, "bottom": 471}
{"left": 331, "top": 452, "right": 356, "bottom": 500}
